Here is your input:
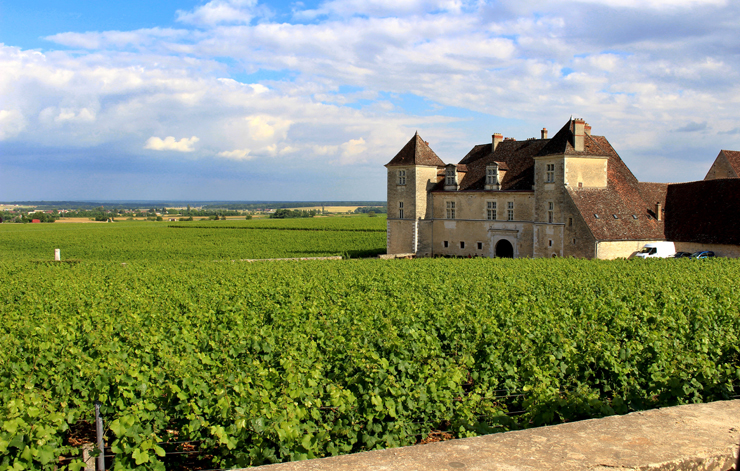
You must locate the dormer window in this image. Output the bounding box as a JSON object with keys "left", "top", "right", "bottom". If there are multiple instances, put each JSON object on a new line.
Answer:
{"left": 486, "top": 167, "right": 496, "bottom": 185}
{"left": 485, "top": 164, "right": 500, "bottom": 190}
{"left": 444, "top": 165, "right": 458, "bottom": 191}
{"left": 446, "top": 168, "right": 455, "bottom": 186}
{"left": 398, "top": 170, "right": 406, "bottom": 185}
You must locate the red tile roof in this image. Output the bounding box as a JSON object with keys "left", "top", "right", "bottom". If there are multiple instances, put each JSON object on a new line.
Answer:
{"left": 664, "top": 178, "right": 740, "bottom": 245}
{"left": 567, "top": 189, "right": 666, "bottom": 241}
{"left": 566, "top": 138, "right": 668, "bottom": 241}
{"left": 386, "top": 132, "right": 446, "bottom": 167}
{"left": 720, "top": 150, "right": 740, "bottom": 176}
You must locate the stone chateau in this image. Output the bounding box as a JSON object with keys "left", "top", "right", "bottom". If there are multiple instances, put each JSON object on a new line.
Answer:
{"left": 385, "top": 117, "right": 740, "bottom": 259}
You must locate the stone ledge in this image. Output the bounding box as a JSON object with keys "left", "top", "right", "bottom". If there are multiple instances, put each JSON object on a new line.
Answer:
{"left": 378, "top": 253, "right": 416, "bottom": 259}
{"left": 251, "top": 400, "right": 740, "bottom": 471}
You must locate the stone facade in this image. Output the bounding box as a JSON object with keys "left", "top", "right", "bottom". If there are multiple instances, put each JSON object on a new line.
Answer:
{"left": 386, "top": 117, "right": 740, "bottom": 259}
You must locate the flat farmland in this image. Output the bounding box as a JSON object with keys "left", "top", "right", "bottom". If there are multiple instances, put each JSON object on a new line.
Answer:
{"left": 0, "top": 216, "right": 387, "bottom": 262}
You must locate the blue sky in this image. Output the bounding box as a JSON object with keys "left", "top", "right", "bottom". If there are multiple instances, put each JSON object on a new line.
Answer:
{"left": 1, "top": 0, "right": 740, "bottom": 200}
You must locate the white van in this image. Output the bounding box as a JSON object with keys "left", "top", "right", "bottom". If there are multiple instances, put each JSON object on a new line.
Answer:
{"left": 635, "top": 242, "right": 676, "bottom": 259}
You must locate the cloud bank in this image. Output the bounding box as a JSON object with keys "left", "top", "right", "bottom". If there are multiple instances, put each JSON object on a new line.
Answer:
{"left": 2, "top": 0, "right": 740, "bottom": 199}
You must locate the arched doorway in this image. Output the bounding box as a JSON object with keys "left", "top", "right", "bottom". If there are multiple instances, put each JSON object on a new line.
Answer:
{"left": 495, "top": 239, "right": 514, "bottom": 258}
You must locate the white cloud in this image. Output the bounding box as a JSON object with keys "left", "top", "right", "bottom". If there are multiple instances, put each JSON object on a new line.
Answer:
{"left": 46, "top": 28, "right": 191, "bottom": 50}
{"left": 313, "top": 144, "right": 339, "bottom": 155}
{"left": 568, "top": 0, "right": 726, "bottom": 9}
{"left": 217, "top": 148, "right": 253, "bottom": 159}
{"left": 339, "top": 137, "right": 367, "bottom": 164}
{"left": 176, "top": 0, "right": 268, "bottom": 26}
{"left": 245, "top": 115, "right": 292, "bottom": 141}
{"left": 0, "top": 109, "right": 27, "bottom": 140}
{"left": 144, "top": 136, "right": 200, "bottom": 152}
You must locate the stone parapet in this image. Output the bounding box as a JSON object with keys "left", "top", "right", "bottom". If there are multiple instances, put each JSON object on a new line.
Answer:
{"left": 250, "top": 400, "right": 740, "bottom": 471}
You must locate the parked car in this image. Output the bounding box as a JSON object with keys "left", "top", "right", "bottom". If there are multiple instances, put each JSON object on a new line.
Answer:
{"left": 690, "top": 251, "right": 715, "bottom": 259}
{"left": 673, "top": 252, "right": 692, "bottom": 258}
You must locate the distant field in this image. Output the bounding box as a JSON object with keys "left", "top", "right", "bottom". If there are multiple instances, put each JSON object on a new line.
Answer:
{"left": 284, "top": 205, "right": 361, "bottom": 212}
{"left": 0, "top": 216, "right": 387, "bottom": 261}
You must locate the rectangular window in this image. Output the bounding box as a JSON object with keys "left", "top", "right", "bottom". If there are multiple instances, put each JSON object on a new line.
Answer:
{"left": 507, "top": 201, "right": 514, "bottom": 221}
{"left": 549, "top": 239, "right": 553, "bottom": 247}
{"left": 443, "top": 241, "right": 449, "bottom": 248}
{"left": 546, "top": 163, "right": 555, "bottom": 183}
{"left": 446, "top": 201, "right": 456, "bottom": 219}
{"left": 547, "top": 201, "right": 554, "bottom": 223}
{"left": 398, "top": 170, "right": 406, "bottom": 185}
{"left": 486, "top": 201, "right": 497, "bottom": 220}
{"left": 477, "top": 242, "right": 483, "bottom": 250}
{"left": 460, "top": 241, "right": 465, "bottom": 249}
{"left": 568, "top": 217, "right": 573, "bottom": 227}
{"left": 399, "top": 201, "right": 404, "bottom": 219}
{"left": 486, "top": 167, "right": 496, "bottom": 185}
{"left": 445, "top": 168, "right": 456, "bottom": 187}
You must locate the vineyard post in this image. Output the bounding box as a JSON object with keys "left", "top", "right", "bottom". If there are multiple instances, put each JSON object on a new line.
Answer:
{"left": 95, "top": 401, "right": 105, "bottom": 471}
{"left": 82, "top": 444, "right": 95, "bottom": 471}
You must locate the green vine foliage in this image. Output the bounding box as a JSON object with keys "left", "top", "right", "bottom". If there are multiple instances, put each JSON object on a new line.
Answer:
{"left": 1, "top": 258, "right": 739, "bottom": 470}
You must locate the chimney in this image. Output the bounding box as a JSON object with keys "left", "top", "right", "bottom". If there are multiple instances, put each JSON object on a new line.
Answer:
{"left": 573, "top": 118, "right": 585, "bottom": 152}
{"left": 584, "top": 123, "right": 591, "bottom": 136}
{"left": 541, "top": 128, "right": 548, "bottom": 139}
{"left": 655, "top": 202, "right": 663, "bottom": 221}
{"left": 492, "top": 133, "right": 503, "bottom": 151}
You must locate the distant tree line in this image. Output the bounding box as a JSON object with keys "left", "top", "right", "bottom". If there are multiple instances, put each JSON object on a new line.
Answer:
{"left": 1, "top": 211, "right": 59, "bottom": 223}
{"left": 202, "top": 202, "right": 387, "bottom": 211}
{"left": 354, "top": 206, "right": 387, "bottom": 214}
{"left": 269, "top": 209, "right": 318, "bottom": 219}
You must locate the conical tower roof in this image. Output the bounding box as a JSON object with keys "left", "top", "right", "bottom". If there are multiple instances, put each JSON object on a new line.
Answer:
{"left": 385, "top": 132, "right": 446, "bottom": 167}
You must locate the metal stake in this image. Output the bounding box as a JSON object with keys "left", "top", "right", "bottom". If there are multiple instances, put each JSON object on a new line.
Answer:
{"left": 95, "top": 401, "right": 105, "bottom": 471}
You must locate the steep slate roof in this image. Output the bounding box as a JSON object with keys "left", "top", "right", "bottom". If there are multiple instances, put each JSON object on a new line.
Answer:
{"left": 566, "top": 137, "right": 668, "bottom": 241}
{"left": 432, "top": 139, "right": 548, "bottom": 192}
{"left": 664, "top": 178, "right": 740, "bottom": 245}
{"left": 386, "top": 133, "right": 446, "bottom": 167}
{"left": 720, "top": 150, "right": 740, "bottom": 176}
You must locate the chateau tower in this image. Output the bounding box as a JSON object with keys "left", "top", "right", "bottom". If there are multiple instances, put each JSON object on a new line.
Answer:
{"left": 385, "top": 132, "right": 445, "bottom": 254}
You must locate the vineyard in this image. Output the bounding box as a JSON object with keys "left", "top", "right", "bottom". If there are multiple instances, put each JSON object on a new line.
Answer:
{"left": 1, "top": 257, "right": 739, "bottom": 470}
{"left": 0, "top": 217, "right": 387, "bottom": 262}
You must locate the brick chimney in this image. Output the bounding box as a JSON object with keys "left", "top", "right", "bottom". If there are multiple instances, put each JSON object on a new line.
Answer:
{"left": 541, "top": 128, "right": 548, "bottom": 139}
{"left": 584, "top": 123, "right": 591, "bottom": 136}
{"left": 655, "top": 202, "right": 663, "bottom": 221}
{"left": 573, "top": 118, "right": 585, "bottom": 152}
{"left": 492, "top": 133, "right": 503, "bottom": 151}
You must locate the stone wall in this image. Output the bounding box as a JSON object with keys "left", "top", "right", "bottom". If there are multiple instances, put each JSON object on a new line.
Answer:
{"left": 250, "top": 400, "right": 740, "bottom": 471}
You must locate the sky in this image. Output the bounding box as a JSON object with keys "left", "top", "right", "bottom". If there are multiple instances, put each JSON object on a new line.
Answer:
{"left": 1, "top": 0, "right": 740, "bottom": 201}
